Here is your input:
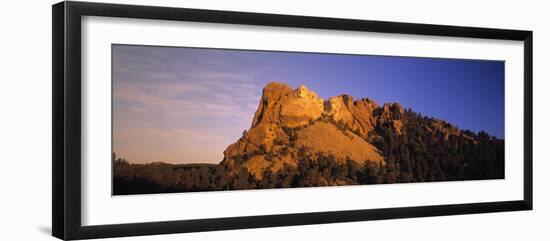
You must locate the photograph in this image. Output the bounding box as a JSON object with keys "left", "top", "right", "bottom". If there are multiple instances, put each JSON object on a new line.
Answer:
{"left": 112, "top": 44, "right": 505, "bottom": 195}
{"left": 0, "top": 0, "right": 541, "bottom": 240}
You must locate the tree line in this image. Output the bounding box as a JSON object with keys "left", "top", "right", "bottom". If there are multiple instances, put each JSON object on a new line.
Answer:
{"left": 113, "top": 109, "right": 504, "bottom": 195}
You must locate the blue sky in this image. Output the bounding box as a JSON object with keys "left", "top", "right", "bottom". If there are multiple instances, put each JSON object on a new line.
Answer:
{"left": 112, "top": 44, "right": 504, "bottom": 164}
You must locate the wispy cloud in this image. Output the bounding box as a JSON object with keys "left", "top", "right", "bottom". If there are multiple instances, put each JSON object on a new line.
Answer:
{"left": 112, "top": 44, "right": 505, "bottom": 162}
{"left": 113, "top": 78, "right": 259, "bottom": 122}
{"left": 112, "top": 45, "right": 266, "bottom": 164}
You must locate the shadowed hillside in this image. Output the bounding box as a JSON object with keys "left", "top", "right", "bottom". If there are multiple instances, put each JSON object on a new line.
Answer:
{"left": 113, "top": 82, "right": 504, "bottom": 195}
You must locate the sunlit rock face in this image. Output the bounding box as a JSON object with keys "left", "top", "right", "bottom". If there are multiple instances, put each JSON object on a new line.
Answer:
{"left": 223, "top": 82, "right": 388, "bottom": 179}
{"left": 377, "top": 102, "right": 406, "bottom": 135}
{"left": 280, "top": 85, "right": 324, "bottom": 128}
{"left": 326, "top": 95, "right": 354, "bottom": 125}
{"left": 250, "top": 82, "right": 294, "bottom": 128}
{"left": 324, "top": 95, "right": 379, "bottom": 137}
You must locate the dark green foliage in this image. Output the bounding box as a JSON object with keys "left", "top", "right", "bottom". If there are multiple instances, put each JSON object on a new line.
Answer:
{"left": 369, "top": 109, "right": 504, "bottom": 183}
{"left": 113, "top": 109, "right": 504, "bottom": 195}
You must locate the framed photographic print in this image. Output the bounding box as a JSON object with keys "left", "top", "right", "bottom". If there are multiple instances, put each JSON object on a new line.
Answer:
{"left": 52, "top": 1, "right": 533, "bottom": 240}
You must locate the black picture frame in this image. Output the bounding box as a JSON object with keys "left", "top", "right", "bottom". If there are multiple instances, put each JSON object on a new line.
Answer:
{"left": 52, "top": 1, "right": 533, "bottom": 240}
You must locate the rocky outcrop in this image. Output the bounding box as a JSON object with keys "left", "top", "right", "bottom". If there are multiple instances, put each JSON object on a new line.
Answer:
{"left": 375, "top": 102, "right": 406, "bottom": 135}
{"left": 325, "top": 95, "right": 379, "bottom": 137}
{"left": 114, "top": 81, "right": 504, "bottom": 193}
{"left": 280, "top": 85, "right": 324, "bottom": 127}
{"left": 296, "top": 122, "right": 384, "bottom": 163}
{"left": 223, "top": 123, "right": 285, "bottom": 162}
{"left": 224, "top": 83, "right": 325, "bottom": 172}
{"left": 250, "top": 82, "right": 294, "bottom": 127}
{"left": 221, "top": 82, "right": 411, "bottom": 179}
{"left": 251, "top": 83, "right": 324, "bottom": 128}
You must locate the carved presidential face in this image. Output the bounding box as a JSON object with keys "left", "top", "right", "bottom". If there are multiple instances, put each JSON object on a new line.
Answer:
{"left": 296, "top": 85, "right": 308, "bottom": 98}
